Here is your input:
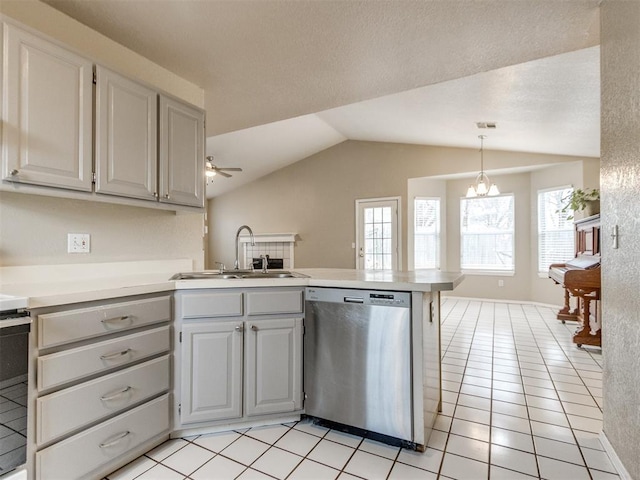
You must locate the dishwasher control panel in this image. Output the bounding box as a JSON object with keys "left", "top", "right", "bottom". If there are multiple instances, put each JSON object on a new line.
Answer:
{"left": 368, "top": 293, "right": 409, "bottom": 307}
{"left": 306, "top": 287, "right": 411, "bottom": 308}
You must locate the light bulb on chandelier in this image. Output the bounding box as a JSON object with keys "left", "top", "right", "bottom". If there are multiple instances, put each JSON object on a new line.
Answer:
{"left": 466, "top": 135, "right": 499, "bottom": 198}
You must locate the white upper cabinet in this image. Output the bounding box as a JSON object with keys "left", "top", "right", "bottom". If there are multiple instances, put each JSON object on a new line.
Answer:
{"left": 1, "top": 23, "right": 93, "bottom": 191}
{"left": 95, "top": 66, "right": 158, "bottom": 200}
{"left": 159, "top": 95, "right": 205, "bottom": 208}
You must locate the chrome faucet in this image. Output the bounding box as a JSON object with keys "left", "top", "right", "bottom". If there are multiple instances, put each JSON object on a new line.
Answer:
{"left": 234, "top": 225, "right": 255, "bottom": 270}
{"left": 260, "top": 255, "right": 269, "bottom": 273}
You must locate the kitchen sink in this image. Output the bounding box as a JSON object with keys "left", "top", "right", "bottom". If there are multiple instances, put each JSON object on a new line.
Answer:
{"left": 170, "top": 271, "right": 304, "bottom": 280}
{"left": 170, "top": 272, "right": 241, "bottom": 279}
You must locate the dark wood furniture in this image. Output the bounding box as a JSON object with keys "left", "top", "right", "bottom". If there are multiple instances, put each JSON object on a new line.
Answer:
{"left": 549, "top": 214, "right": 601, "bottom": 347}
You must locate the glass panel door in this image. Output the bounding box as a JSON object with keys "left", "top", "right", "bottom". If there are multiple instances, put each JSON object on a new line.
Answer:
{"left": 356, "top": 198, "right": 399, "bottom": 270}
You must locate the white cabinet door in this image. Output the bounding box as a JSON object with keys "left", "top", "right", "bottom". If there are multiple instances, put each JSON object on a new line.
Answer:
{"left": 1, "top": 23, "right": 93, "bottom": 191}
{"left": 181, "top": 321, "right": 243, "bottom": 424}
{"left": 158, "top": 95, "right": 205, "bottom": 208}
{"left": 95, "top": 66, "right": 158, "bottom": 200}
{"left": 245, "top": 317, "right": 303, "bottom": 416}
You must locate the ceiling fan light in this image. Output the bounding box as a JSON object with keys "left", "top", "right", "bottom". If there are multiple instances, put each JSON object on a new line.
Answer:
{"left": 205, "top": 160, "right": 216, "bottom": 177}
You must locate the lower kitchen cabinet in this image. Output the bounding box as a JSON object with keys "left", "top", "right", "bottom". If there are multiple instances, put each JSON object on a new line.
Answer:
{"left": 30, "top": 293, "right": 172, "bottom": 480}
{"left": 245, "top": 317, "right": 303, "bottom": 416}
{"left": 180, "top": 321, "right": 243, "bottom": 424}
{"left": 175, "top": 287, "right": 304, "bottom": 429}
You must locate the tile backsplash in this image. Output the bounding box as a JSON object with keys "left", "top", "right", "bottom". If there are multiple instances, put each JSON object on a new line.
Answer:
{"left": 243, "top": 242, "right": 292, "bottom": 269}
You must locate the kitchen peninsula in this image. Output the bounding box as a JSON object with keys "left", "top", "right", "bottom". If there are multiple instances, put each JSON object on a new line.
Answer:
{"left": 0, "top": 260, "right": 463, "bottom": 480}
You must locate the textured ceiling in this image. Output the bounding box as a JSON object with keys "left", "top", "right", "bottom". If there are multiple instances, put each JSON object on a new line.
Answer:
{"left": 39, "top": 0, "right": 601, "bottom": 198}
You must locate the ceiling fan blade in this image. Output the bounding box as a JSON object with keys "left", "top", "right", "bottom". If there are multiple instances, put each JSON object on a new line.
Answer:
{"left": 216, "top": 170, "right": 232, "bottom": 178}
{"left": 217, "top": 167, "right": 243, "bottom": 172}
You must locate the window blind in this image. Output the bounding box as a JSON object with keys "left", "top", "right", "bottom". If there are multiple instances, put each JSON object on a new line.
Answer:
{"left": 538, "top": 187, "right": 575, "bottom": 272}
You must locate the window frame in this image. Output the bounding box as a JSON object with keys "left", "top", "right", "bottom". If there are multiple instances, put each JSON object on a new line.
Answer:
{"left": 459, "top": 193, "right": 515, "bottom": 275}
{"left": 413, "top": 196, "right": 441, "bottom": 270}
{"left": 537, "top": 185, "right": 575, "bottom": 276}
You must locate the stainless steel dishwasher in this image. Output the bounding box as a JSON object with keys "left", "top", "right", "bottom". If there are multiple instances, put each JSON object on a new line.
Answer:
{"left": 304, "top": 287, "right": 413, "bottom": 443}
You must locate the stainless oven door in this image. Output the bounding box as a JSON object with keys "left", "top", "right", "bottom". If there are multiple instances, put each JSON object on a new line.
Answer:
{"left": 0, "top": 315, "right": 31, "bottom": 474}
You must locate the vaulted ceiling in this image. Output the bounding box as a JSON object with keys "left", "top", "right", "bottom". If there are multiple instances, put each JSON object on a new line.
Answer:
{"left": 41, "top": 0, "right": 601, "bottom": 196}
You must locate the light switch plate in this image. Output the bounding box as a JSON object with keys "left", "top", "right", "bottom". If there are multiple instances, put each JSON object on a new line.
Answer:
{"left": 67, "top": 233, "right": 90, "bottom": 253}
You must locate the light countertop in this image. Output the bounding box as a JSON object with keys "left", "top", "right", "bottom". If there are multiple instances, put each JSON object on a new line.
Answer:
{"left": 0, "top": 261, "right": 464, "bottom": 309}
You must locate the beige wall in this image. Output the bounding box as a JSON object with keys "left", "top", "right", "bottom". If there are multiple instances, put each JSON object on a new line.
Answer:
{"left": 208, "top": 140, "right": 596, "bottom": 304}
{"left": 0, "top": 192, "right": 204, "bottom": 268}
{"left": 0, "top": 1, "right": 206, "bottom": 269}
{"left": 601, "top": 2, "right": 640, "bottom": 477}
{"left": 444, "top": 173, "right": 533, "bottom": 301}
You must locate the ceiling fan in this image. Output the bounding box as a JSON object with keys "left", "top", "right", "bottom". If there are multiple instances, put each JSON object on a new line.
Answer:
{"left": 205, "top": 156, "right": 242, "bottom": 179}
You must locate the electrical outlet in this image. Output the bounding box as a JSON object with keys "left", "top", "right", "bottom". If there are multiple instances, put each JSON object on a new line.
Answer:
{"left": 498, "top": 279, "right": 504, "bottom": 287}
{"left": 67, "top": 233, "right": 90, "bottom": 253}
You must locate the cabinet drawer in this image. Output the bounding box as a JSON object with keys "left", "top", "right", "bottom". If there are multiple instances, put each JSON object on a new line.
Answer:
{"left": 38, "top": 325, "right": 170, "bottom": 390}
{"left": 38, "top": 296, "right": 170, "bottom": 348}
{"left": 36, "top": 394, "right": 169, "bottom": 480}
{"left": 36, "top": 356, "right": 169, "bottom": 445}
{"left": 246, "top": 290, "right": 303, "bottom": 315}
{"left": 180, "top": 291, "right": 243, "bottom": 318}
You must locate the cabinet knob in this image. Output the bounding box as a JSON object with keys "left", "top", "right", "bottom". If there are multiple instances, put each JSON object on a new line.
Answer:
{"left": 164, "top": 193, "right": 171, "bottom": 199}
{"left": 235, "top": 325, "right": 243, "bottom": 332}
{"left": 153, "top": 192, "right": 159, "bottom": 198}
{"left": 251, "top": 325, "right": 258, "bottom": 331}
{"left": 9, "top": 169, "right": 19, "bottom": 176}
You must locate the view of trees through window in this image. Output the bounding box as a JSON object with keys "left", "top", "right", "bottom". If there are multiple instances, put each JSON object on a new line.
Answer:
{"left": 460, "top": 195, "right": 515, "bottom": 271}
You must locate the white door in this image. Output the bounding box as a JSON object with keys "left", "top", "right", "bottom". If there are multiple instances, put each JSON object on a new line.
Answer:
{"left": 180, "top": 321, "right": 243, "bottom": 424}
{"left": 94, "top": 66, "right": 158, "bottom": 200}
{"left": 356, "top": 198, "right": 401, "bottom": 270}
{"left": 2, "top": 24, "right": 93, "bottom": 191}
{"left": 244, "top": 317, "right": 303, "bottom": 416}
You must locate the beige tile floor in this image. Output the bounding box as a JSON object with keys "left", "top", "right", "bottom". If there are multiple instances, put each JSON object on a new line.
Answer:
{"left": 106, "top": 299, "right": 615, "bottom": 480}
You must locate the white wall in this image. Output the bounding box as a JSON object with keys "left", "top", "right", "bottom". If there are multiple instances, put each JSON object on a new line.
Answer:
{"left": 0, "top": 1, "right": 206, "bottom": 269}
{"left": 600, "top": 2, "right": 640, "bottom": 477}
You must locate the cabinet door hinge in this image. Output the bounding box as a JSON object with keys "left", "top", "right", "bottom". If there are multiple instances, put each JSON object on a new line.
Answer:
{"left": 178, "top": 403, "right": 181, "bottom": 415}
{"left": 179, "top": 331, "right": 182, "bottom": 343}
{"left": 93, "top": 70, "right": 97, "bottom": 85}
{"left": 91, "top": 172, "right": 96, "bottom": 183}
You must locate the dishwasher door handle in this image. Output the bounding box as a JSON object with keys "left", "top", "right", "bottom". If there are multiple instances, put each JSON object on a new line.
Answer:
{"left": 344, "top": 296, "right": 364, "bottom": 304}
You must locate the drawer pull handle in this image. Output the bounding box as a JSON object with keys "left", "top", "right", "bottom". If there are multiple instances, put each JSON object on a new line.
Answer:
{"left": 100, "top": 348, "right": 132, "bottom": 361}
{"left": 101, "top": 315, "right": 130, "bottom": 324}
{"left": 100, "top": 386, "right": 132, "bottom": 401}
{"left": 99, "top": 430, "right": 131, "bottom": 448}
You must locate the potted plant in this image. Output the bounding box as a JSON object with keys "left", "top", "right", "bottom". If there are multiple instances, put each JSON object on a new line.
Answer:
{"left": 560, "top": 188, "right": 600, "bottom": 219}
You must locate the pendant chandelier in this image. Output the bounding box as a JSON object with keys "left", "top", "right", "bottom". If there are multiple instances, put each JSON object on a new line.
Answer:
{"left": 466, "top": 135, "right": 499, "bottom": 197}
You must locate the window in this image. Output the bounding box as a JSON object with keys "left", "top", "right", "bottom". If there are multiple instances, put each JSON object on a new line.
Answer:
{"left": 460, "top": 195, "right": 514, "bottom": 272}
{"left": 538, "top": 187, "right": 574, "bottom": 273}
{"left": 414, "top": 197, "right": 440, "bottom": 269}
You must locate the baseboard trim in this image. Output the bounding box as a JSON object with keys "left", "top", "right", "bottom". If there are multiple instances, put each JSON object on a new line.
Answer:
{"left": 600, "top": 431, "right": 633, "bottom": 480}
{"left": 442, "top": 295, "right": 561, "bottom": 310}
